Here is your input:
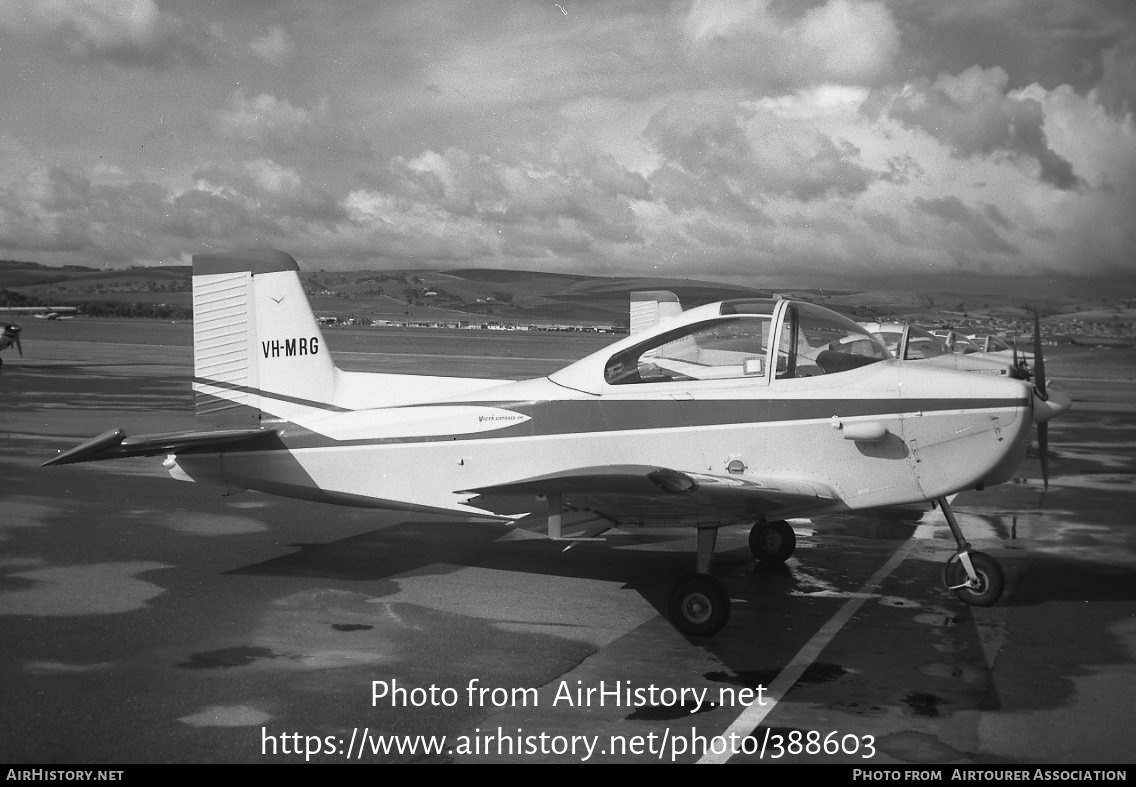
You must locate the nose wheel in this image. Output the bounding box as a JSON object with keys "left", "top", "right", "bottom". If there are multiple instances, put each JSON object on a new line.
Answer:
{"left": 667, "top": 526, "right": 731, "bottom": 636}
{"left": 748, "top": 520, "right": 796, "bottom": 563}
{"left": 943, "top": 550, "right": 1004, "bottom": 606}
{"left": 668, "top": 573, "right": 730, "bottom": 636}
{"left": 937, "top": 497, "right": 1005, "bottom": 606}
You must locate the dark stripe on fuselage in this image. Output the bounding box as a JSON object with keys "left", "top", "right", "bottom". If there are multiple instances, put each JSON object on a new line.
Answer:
{"left": 202, "top": 394, "right": 1027, "bottom": 453}
{"left": 192, "top": 377, "right": 350, "bottom": 413}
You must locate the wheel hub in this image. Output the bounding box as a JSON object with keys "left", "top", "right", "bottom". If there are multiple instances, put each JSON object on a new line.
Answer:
{"left": 682, "top": 593, "right": 712, "bottom": 624}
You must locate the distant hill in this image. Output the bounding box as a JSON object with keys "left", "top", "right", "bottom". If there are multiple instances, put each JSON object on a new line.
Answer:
{"left": 289, "top": 267, "right": 771, "bottom": 326}
{"left": 1, "top": 259, "right": 98, "bottom": 287}
{"left": 3, "top": 259, "right": 1132, "bottom": 339}
{"left": 443, "top": 268, "right": 594, "bottom": 283}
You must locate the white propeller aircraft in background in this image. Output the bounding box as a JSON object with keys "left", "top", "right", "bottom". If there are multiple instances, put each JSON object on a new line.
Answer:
{"left": 967, "top": 331, "right": 1034, "bottom": 363}
{"left": 44, "top": 250, "right": 1070, "bottom": 635}
{"left": 859, "top": 319, "right": 1067, "bottom": 487}
{"left": 931, "top": 327, "right": 1034, "bottom": 372}
{"left": 0, "top": 306, "right": 78, "bottom": 366}
{"left": 861, "top": 321, "right": 1032, "bottom": 378}
{"left": 3, "top": 306, "right": 77, "bottom": 320}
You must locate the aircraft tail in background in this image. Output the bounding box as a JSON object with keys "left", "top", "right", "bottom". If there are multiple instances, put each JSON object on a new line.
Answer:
{"left": 629, "top": 290, "right": 683, "bottom": 335}
{"left": 192, "top": 249, "right": 338, "bottom": 426}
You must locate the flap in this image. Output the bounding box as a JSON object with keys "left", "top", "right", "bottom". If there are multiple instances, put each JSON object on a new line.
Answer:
{"left": 462, "top": 464, "right": 837, "bottom": 526}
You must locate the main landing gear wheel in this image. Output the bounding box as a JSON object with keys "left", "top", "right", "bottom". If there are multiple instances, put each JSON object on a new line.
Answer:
{"left": 668, "top": 573, "right": 730, "bottom": 636}
{"left": 749, "top": 520, "right": 796, "bottom": 563}
{"left": 943, "top": 551, "right": 1004, "bottom": 607}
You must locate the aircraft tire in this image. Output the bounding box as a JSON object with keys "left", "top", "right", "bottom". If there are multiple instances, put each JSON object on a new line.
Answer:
{"left": 945, "top": 551, "right": 1004, "bottom": 607}
{"left": 749, "top": 520, "right": 796, "bottom": 563}
{"left": 668, "top": 574, "right": 730, "bottom": 636}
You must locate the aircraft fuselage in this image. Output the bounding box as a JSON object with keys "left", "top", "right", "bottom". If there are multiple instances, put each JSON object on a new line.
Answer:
{"left": 172, "top": 360, "right": 1032, "bottom": 525}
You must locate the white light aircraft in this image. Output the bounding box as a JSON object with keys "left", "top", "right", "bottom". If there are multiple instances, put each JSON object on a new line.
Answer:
{"left": 930, "top": 327, "right": 1033, "bottom": 370}
{"left": 966, "top": 331, "right": 1034, "bottom": 366}
{"left": 3, "top": 306, "right": 78, "bottom": 320}
{"left": 44, "top": 250, "right": 1070, "bottom": 634}
{"left": 861, "top": 321, "right": 1032, "bottom": 379}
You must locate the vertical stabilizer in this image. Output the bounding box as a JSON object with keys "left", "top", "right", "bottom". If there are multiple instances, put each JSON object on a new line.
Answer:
{"left": 192, "top": 249, "right": 337, "bottom": 425}
{"left": 629, "top": 290, "right": 683, "bottom": 334}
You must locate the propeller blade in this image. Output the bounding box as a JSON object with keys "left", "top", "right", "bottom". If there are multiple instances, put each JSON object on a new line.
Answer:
{"left": 1030, "top": 309, "right": 1053, "bottom": 490}
{"left": 1032, "top": 308, "right": 1047, "bottom": 401}
{"left": 15, "top": 335, "right": 22, "bottom": 357}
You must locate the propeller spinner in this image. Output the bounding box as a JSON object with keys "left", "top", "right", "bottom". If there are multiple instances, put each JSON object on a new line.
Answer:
{"left": 2, "top": 324, "right": 22, "bottom": 357}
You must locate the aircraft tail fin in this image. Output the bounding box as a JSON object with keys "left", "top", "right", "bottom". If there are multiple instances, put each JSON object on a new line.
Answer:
{"left": 629, "top": 290, "right": 683, "bottom": 334}
{"left": 192, "top": 249, "right": 338, "bottom": 425}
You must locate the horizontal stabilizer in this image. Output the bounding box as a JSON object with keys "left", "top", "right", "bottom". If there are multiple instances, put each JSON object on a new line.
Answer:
{"left": 43, "top": 427, "right": 277, "bottom": 467}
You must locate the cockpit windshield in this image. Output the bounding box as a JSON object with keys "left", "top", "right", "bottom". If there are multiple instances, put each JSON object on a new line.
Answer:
{"left": 605, "top": 315, "right": 774, "bottom": 384}
{"left": 775, "top": 301, "right": 890, "bottom": 378}
{"left": 603, "top": 299, "right": 889, "bottom": 386}
{"left": 904, "top": 325, "right": 950, "bottom": 360}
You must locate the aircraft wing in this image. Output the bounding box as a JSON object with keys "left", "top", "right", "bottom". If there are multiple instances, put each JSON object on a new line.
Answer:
{"left": 42, "top": 427, "right": 277, "bottom": 466}
{"left": 461, "top": 465, "right": 837, "bottom": 526}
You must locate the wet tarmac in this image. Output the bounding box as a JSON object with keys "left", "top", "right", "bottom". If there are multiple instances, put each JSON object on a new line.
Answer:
{"left": 1, "top": 320, "right": 1134, "bottom": 765}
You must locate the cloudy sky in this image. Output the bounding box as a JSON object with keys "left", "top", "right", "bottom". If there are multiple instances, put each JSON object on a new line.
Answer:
{"left": 1, "top": 0, "right": 1133, "bottom": 291}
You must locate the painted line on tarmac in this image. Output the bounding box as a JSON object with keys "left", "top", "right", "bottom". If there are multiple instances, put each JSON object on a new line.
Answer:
{"left": 699, "top": 540, "right": 915, "bottom": 764}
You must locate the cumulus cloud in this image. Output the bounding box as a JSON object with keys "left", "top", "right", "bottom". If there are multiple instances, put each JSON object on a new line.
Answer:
{"left": 324, "top": 139, "right": 656, "bottom": 268}
{"left": 0, "top": 3, "right": 1131, "bottom": 283}
{"left": 1, "top": 163, "right": 176, "bottom": 262}
{"left": 681, "top": 0, "right": 901, "bottom": 89}
{"left": 0, "top": 156, "right": 346, "bottom": 265}
{"left": 913, "top": 195, "right": 1020, "bottom": 257}
{"left": 643, "top": 98, "right": 883, "bottom": 203}
{"left": 0, "top": 0, "right": 208, "bottom": 68}
{"left": 878, "top": 66, "right": 1083, "bottom": 190}
{"left": 1096, "top": 35, "right": 1136, "bottom": 119}
{"left": 212, "top": 91, "right": 370, "bottom": 158}
{"left": 342, "top": 188, "right": 496, "bottom": 262}
{"left": 249, "top": 24, "right": 295, "bottom": 67}
{"left": 191, "top": 159, "right": 344, "bottom": 224}
{"left": 382, "top": 144, "right": 646, "bottom": 240}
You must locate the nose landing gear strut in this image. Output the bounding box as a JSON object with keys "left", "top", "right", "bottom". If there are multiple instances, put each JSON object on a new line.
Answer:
{"left": 937, "top": 496, "right": 1004, "bottom": 606}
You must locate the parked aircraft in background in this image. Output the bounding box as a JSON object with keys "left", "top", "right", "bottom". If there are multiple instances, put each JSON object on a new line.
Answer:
{"left": 2, "top": 306, "right": 77, "bottom": 320}
{"left": 861, "top": 322, "right": 1031, "bottom": 379}
{"left": 929, "top": 328, "right": 1032, "bottom": 372}
{"left": 44, "top": 251, "right": 1070, "bottom": 634}
{"left": 967, "top": 331, "right": 1034, "bottom": 365}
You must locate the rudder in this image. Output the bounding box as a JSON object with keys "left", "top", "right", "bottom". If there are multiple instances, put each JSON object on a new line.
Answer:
{"left": 629, "top": 290, "right": 683, "bottom": 335}
{"left": 192, "top": 249, "right": 338, "bottom": 425}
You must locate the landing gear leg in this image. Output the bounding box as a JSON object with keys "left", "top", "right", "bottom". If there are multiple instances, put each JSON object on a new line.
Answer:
{"left": 668, "top": 526, "right": 730, "bottom": 636}
{"left": 938, "top": 497, "right": 1004, "bottom": 606}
